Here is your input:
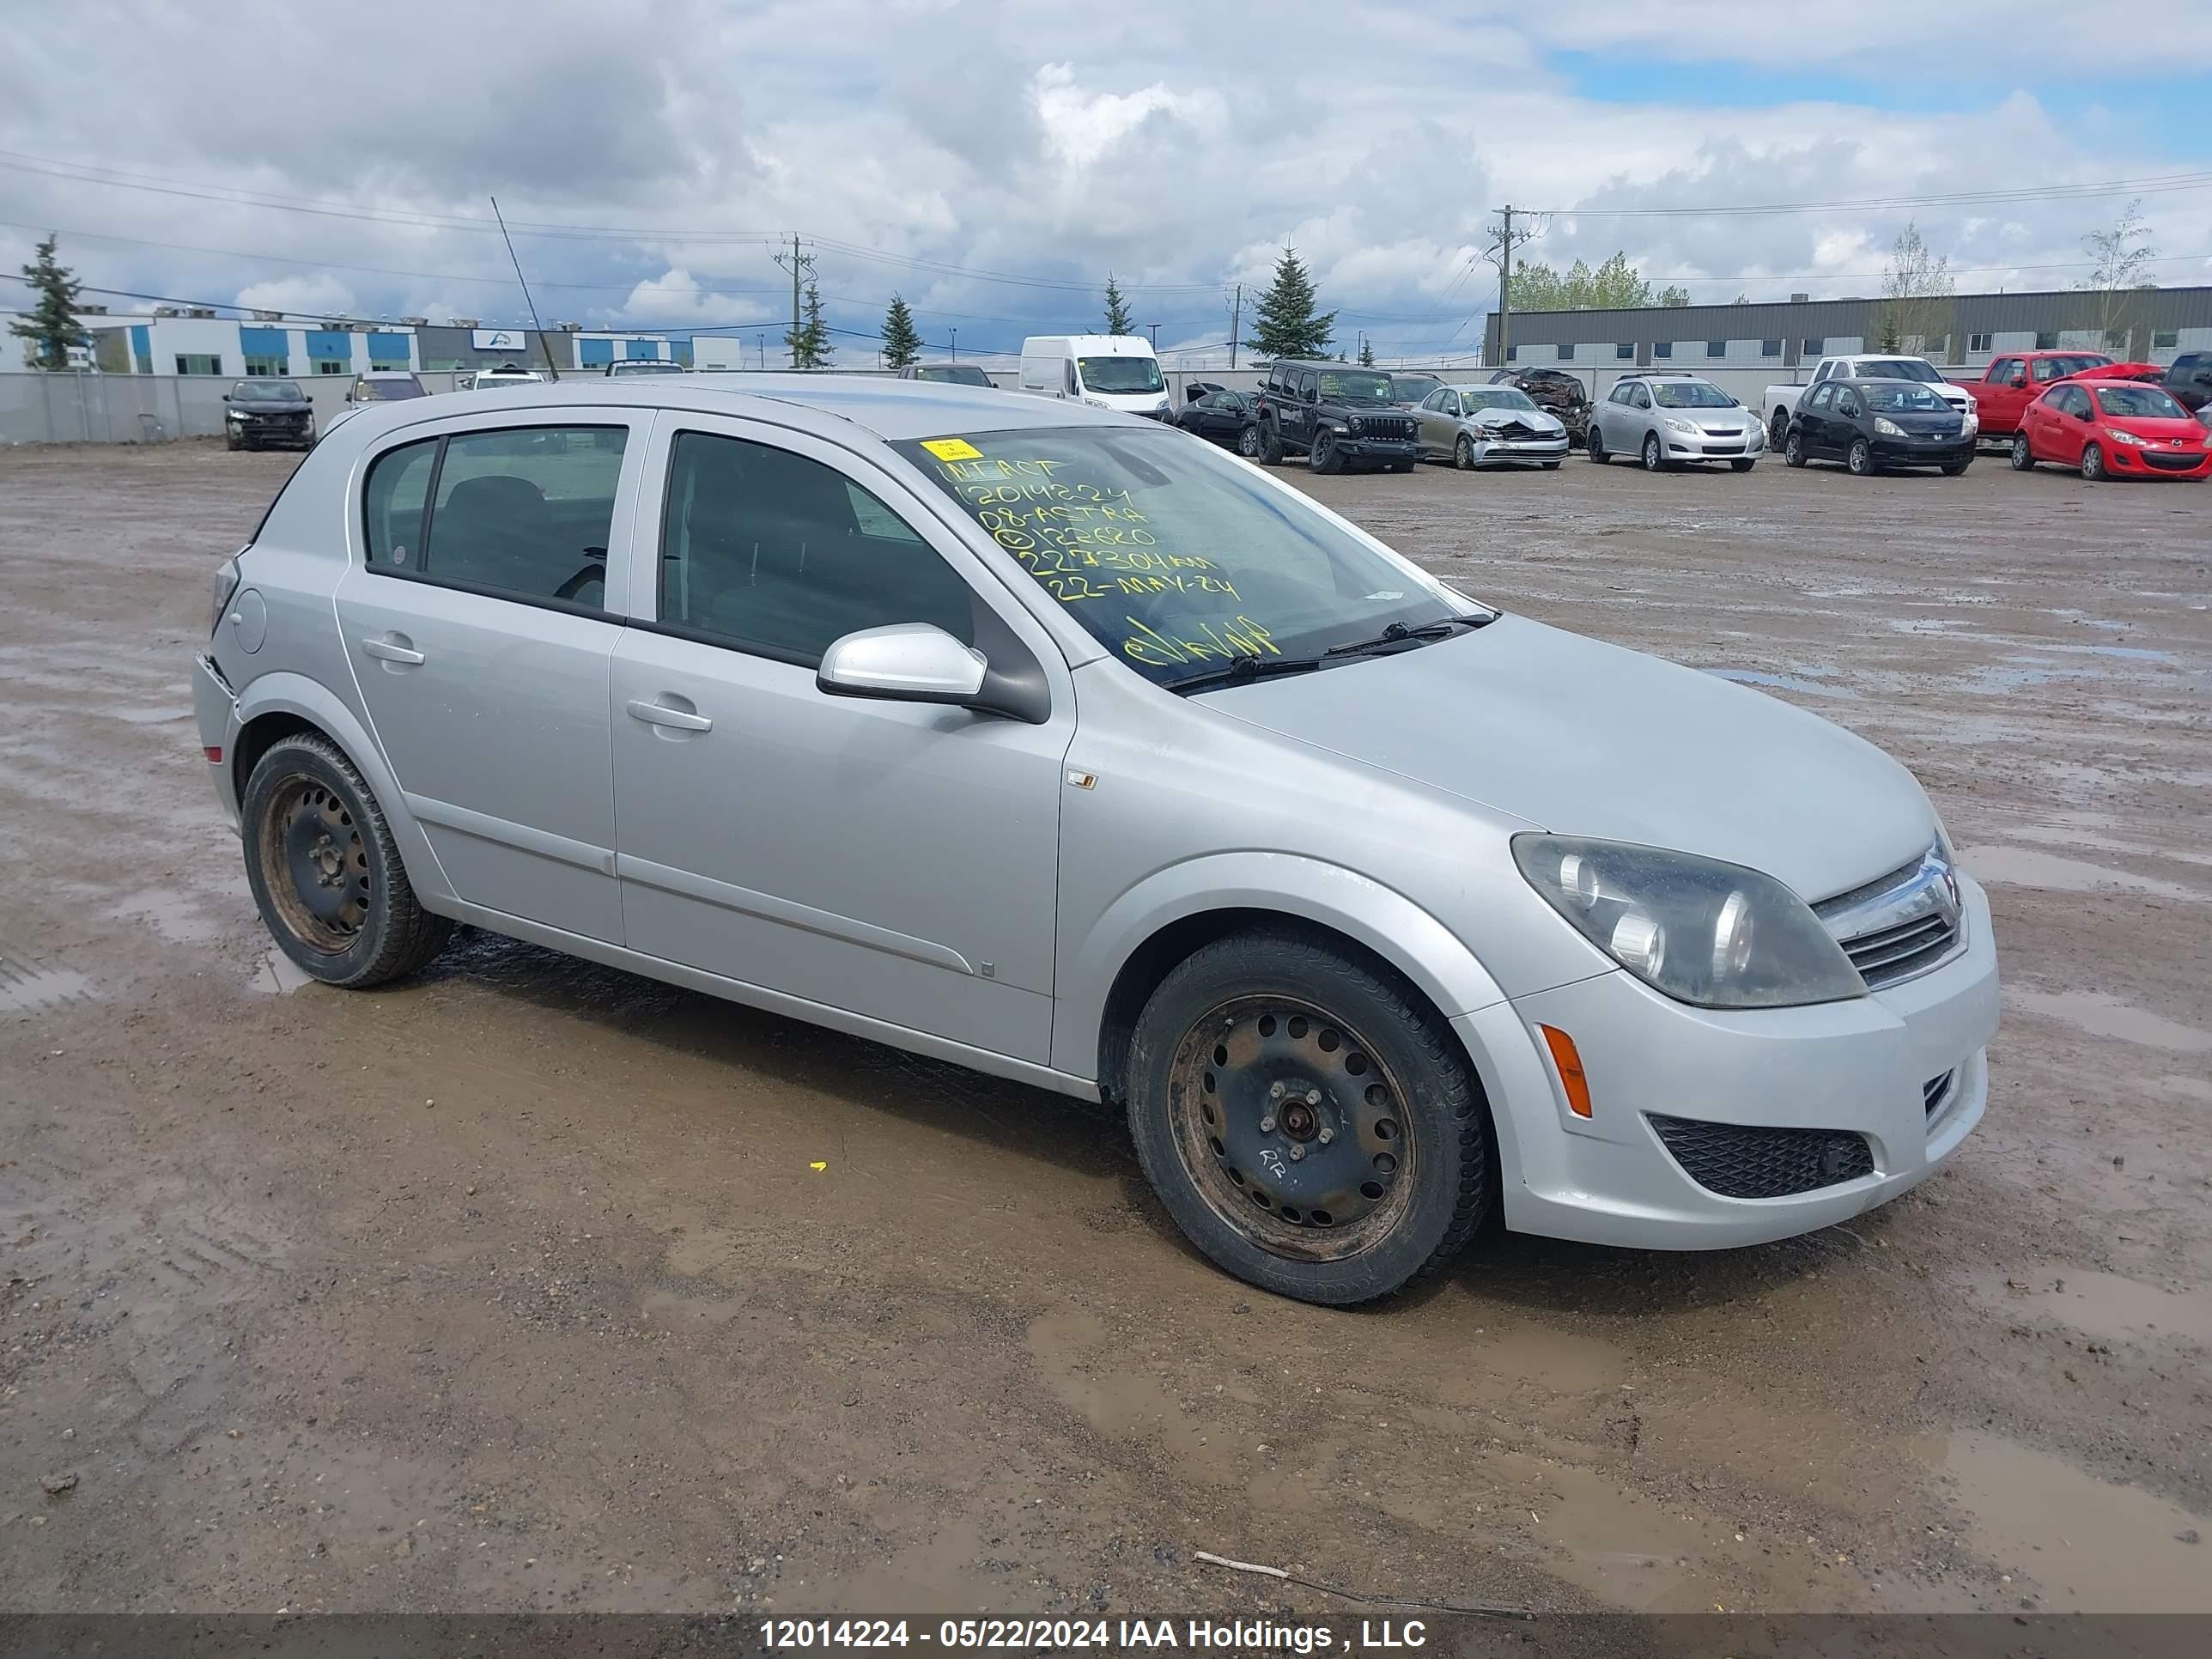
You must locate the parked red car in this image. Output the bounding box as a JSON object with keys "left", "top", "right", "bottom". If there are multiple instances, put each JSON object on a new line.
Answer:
{"left": 1960, "top": 349, "right": 2116, "bottom": 440}
{"left": 2011, "top": 376, "right": 2212, "bottom": 482}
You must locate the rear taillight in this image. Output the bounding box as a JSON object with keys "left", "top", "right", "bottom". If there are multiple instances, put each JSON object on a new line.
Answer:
{"left": 210, "top": 556, "right": 240, "bottom": 637}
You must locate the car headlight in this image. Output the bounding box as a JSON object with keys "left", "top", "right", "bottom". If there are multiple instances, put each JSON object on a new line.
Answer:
{"left": 1960, "top": 407, "right": 1978, "bottom": 432}
{"left": 2106, "top": 427, "right": 2148, "bottom": 447}
{"left": 227, "top": 408, "right": 249, "bottom": 421}
{"left": 1874, "top": 416, "right": 1906, "bottom": 437}
{"left": 1325, "top": 421, "right": 1350, "bottom": 434}
{"left": 1512, "top": 834, "right": 1866, "bottom": 1009}
{"left": 1663, "top": 416, "right": 1697, "bottom": 434}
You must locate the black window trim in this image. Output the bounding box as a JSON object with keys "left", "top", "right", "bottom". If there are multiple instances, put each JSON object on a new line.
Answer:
{"left": 356, "top": 420, "right": 629, "bottom": 621}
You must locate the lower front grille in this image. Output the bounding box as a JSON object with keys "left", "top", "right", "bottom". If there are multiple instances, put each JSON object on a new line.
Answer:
{"left": 1649, "top": 1115, "right": 1874, "bottom": 1199}
{"left": 2144, "top": 450, "right": 2203, "bottom": 471}
{"left": 1923, "top": 1070, "right": 1956, "bottom": 1120}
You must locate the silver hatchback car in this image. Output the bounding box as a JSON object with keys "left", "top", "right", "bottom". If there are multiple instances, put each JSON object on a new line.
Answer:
{"left": 195, "top": 380, "right": 1998, "bottom": 1305}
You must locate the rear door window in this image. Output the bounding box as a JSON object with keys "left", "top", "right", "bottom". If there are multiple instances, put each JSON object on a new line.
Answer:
{"left": 362, "top": 426, "right": 627, "bottom": 611}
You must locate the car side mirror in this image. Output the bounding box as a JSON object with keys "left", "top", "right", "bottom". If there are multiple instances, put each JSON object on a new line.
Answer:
{"left": 817, "top": 623, "right": 987, "bottom": 708}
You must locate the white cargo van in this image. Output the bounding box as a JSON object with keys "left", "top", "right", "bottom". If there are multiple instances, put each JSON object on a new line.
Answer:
{"left": 1018, "top": 334, "right": 1173, "bottom": 420}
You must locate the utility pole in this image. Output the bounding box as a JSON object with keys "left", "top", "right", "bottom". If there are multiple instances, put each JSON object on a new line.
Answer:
{"left": 773, "top": 234, "right": 814, "bottom": 368}
{"left": 949, "top": 326, "right": 957, "bottom": 362}
{"left": 1497, "top": 204, "right": 1512, "bottom": 369}
{"left": 757, "top": 332, "right": 765, "bottom": 369}
{"left": 1226, "top": 283, "right": 1241, "bottom": 368}
{"left": 1146, "top": 322, "right": 1160, "bottom": 349}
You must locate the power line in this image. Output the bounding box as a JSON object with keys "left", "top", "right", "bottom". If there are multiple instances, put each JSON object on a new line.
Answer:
{"left": 1522, "top": 169, "right": 2212, "bottom": 219}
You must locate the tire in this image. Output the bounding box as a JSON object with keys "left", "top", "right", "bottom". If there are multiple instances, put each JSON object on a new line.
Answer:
{"left": 1540, "top": 461, "right": 1561, "bottom": 470}
{"left": 1124, "top": 928, "right": 1490, "bottom": 1306}
{"left": 1310, "top": 433, "right": 1344, "bottom": 475}
{"left": 240, "top": 733, "right": 453, "bottom": 989}
{"left": 1586, "top": 428, "right": 1608, "bottom": 465}
{"left": 2010, "top": 434, "right": 2035, "bottom": 471}
{"left": 1784, "top": 429, "right": 1807, "bottom": 468}
{"left": 1768, "top": 407, "right": 1791, "bottom": 448}
{"left": 1641, "top": 432, "right": 1664, "bottom": 471}
{"left": 1389, "top": 459, "right": 1416, "bottom": 473}
{"left": 1258, "top": 425, "right": 1285, "bottom": 466}
{"left": 1455, "top": 434, "right": 1475, "bottom": 471}
{"left": 1847, "top": 438, "right": 1873, "bottom": 476}
{"left": 1729, "top": 458, "right": 1756, "bottom": 472}
{"left": 1236, "top": 424, "right": 1264, "bottom": 460}
{"left": 224, "top": 428, "right": 240, "bottom": 453}
{"left": 2081, "top": 442, "right": 2106, "bottom": 483}
{"left": 1941, "top": 459, "right": 1971, "bottom": 477}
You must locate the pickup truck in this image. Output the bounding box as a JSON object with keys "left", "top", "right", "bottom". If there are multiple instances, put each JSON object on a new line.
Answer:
{"left": 1761, "top": 355, "right": 1974, "bottom": 448}
{"left": 1949, "top": 349, "right": 2117, "bottom": 441}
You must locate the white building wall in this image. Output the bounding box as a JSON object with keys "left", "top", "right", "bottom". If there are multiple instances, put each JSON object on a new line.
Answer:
{"left": 690, "top": 337, "right": 748, "bottom": 370}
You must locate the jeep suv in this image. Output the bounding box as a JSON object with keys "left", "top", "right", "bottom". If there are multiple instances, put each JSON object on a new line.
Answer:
{"left": 1254, "top": 361, "right": 1419, "bottom": 474}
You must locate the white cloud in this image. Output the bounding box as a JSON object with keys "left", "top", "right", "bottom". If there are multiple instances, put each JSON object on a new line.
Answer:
{"left": 1030, "top": 62, "right": 1224, "bottom": 170}
{"left": 233, "top": 273, "right": 357, "bottom": 319}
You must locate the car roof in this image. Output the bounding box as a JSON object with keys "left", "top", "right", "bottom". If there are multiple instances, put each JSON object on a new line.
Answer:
{"left": 312, "top": 374, "right": 1151, "bottom": 452}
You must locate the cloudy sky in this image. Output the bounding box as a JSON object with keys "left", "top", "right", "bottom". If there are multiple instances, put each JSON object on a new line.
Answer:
{"left": 3, "top": 0, "right": 2209, "bottom": 366}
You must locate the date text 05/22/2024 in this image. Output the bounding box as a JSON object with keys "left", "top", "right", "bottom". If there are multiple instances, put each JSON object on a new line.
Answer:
{"left": 757, "top": 1617, "right": 1432, "bottom": 1651}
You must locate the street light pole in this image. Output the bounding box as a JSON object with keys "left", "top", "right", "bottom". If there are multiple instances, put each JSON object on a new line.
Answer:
{"left": 950, "top": 327, "right": 958, "bottom": 362}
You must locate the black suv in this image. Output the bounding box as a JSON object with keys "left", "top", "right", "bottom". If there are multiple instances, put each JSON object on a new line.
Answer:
{"left": 1254, "top": 361, "right": 1419, "bottom": 473}
{"left": 222, "top": 380, "right": 315, "bottom": 451}
{"left": 2164, "top": 351, "right": 2212, "bottom": 416}
{"left": 1488, "top": 367, "right": 1591, "bottom": 439}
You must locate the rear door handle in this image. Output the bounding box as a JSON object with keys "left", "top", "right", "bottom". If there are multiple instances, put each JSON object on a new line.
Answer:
{"left": 361, "top": 634, "right": 425, "bottom": 665}
{"left": 626, "top": 696, "right": 712, "bottom": 733}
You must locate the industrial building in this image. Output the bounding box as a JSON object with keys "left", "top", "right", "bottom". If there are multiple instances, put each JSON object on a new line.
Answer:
{"left": 1482, "top": 284, "right": 2212, "bottom": 371}
{"left": 63, "top": 311, "right": 689, "bottom": 379}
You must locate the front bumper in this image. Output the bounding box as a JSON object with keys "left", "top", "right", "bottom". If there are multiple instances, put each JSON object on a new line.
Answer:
{"left": 193, "top": 652, "right": 244, "bottom": 832}
{"left": 1323, "top": 434, "right": 1420, "bottom": 462}
{"left": 1459, "top": 872, "right": 1999, "bottom": 1250}
{"left": 2106, "top": 442, "right": 2212, "bottom": 479}
{"left": 229, "top": 416, "right": 315, "bottom": 447}
{"left": 1663, "top": 434, "right": 1761, "bottom": 460}
{"left": 1870, "top": 436, "right": 1975, "bottom": 467}
{"left": 1470, "top": 434, "right": 1571, "bottom": 465}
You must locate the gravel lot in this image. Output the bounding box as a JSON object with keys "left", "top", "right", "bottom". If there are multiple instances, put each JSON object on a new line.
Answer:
{"left": 2, "top": 437, "right": 2207, "bottom": 1620}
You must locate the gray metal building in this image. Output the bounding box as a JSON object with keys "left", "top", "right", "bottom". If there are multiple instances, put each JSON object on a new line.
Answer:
{"left": 1481, "top": 285, "right": 2212, "bottom": 372}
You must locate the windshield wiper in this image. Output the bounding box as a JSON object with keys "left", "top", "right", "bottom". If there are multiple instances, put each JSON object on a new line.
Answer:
{"left": 1322, "top": 613, "right": 1496, "bottom": 659}
{"left": 1165, "top": 654, "right": 1326, "bottom": 696}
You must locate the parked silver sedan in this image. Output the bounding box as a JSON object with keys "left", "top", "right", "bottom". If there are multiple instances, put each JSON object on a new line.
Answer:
{"left": 1586, "top": 371, "right": 1765, "bottom": 471}
{"left": 193, "top": 379, "right": 1996, "bottom": 1306}
{"left": 1414, "top": 384, "right": 1571, "bottom": 469}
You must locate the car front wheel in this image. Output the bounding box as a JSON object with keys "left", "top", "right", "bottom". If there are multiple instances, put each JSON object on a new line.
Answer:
{"left": 1310, "top": 433, "right": 1345, "bottom": 475}
{"left": 1784, "top": 429, "right": 1807, "bottom": 467}
{"left": 1730, "top": 458, "right": 1756, "bottom": 472}
{"left": 241, "top": 734, "right": 453, "bottom": 988}
{"left": 1455, "top": 434, "right": 1475, "bottom": 471}
{"left": 1641, "top": 432, "right": 1664, "bottom": 471}
{"left": 2081, "top": 442, "right": 2106, "bottom": 482}
{"left": 1847, "top": 438, "right": 1874, "bottom": 476}
{"left": 1125, "top": 929, "right": 1491, "bottom": 1306}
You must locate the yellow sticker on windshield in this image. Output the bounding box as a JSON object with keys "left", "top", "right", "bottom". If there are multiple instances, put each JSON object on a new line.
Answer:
{"left": 921, "top": 437, "right": 983, "bottom": 462}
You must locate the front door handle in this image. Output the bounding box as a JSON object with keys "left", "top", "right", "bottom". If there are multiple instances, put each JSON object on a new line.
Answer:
{"left": 626, "top": 696, "right": 712, "bottom": 733}
{"left": 361, "top": 634, "right": 425, "bottom": 665}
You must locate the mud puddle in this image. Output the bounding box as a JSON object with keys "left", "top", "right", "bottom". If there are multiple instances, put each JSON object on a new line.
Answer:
{"left": 2006, "top": 987, "right": 2212, "bottom": 1054}
{"left": 1960, "top": 1266, "right": 2212, "bottom": 1348}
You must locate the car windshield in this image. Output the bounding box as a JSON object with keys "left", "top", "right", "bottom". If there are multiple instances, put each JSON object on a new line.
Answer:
{"left": 896, "top": 426, "right": 1463, "bottom": 688}
{"left": 232, "top": 381, "right": 304, "bottom": 401}
{"left": 2094, "top": 385, "right": 2189, "bottom": 420}
{"left": 919, "top": 365, "right": 994, "bottom": 387}
{"left": 1864, "top": 383, "right": 1949, "bottom": 412}
{"left": 1651, "top": 380, "right": 1737, "bottom": 409}
{"left": 358, "top": 378, "right": 424, "bottom": 401}
{"left": 1313, "top": 368, "right": 1394, "bottom": 403}
{"left": 1388, "top": 374, "right": 1441, "bottom": 404}
{"left": 1077, "top": 356, "right": 1164, "bottom": 395}
{"left": 1858, "top": 359, "right": 1942, "bottom": 384}
{"left": 1461, "top": 387, "right": 1536, "bottom": 412}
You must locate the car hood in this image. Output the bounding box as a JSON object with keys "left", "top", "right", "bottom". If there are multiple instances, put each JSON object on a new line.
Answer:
{"left": 233, "top": 397, "right": 311, "bottom": 413}
{"left": 2071, "top": 362, "right": 2162, "bottom": 383}
{"left": 1202, "top": 614, "right": 1933, "bottom": 902}
{"left": 1470, "top": 409, "right": 1564, "bottom": 433}
{"left": 2104, "top": 416, "right": 2209, "bottom": 445}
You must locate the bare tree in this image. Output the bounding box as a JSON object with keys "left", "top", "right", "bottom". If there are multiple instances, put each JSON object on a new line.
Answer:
{"left": 1873, "top": 222, "right": 1956, "bottom": 357}
{"left": 2076, "top": 198, "right": 2160, "bottom": 352}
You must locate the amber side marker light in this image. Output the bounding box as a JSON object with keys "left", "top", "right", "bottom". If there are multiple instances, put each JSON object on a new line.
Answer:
{"left": 1538, "top": 1024, "right": 1593, "bottom": 1119}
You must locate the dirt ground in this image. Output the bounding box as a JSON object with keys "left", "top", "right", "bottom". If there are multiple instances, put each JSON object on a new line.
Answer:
{"left": 2, "top": 438, "right": 2208, "bottom": 1623}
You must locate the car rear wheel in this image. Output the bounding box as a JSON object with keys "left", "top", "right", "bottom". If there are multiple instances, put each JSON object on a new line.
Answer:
{"left": 1310, "top": 434, "right": 1344, "bottom": 475}
{"left": 1586, "top": 428, "right": 1608, "bottom": 465}
{"left": 1258, "top": 424, "right": 1284, "bottom": 465}
{"left": 1237, "top": 424, "right": 1264, "bottom": 459}
{"left": 241, "top": 734, "right": 453, "bottom": 989}
{"left": 1454, "top": 434, "right": 1475, "bottom": 471}
{"left": 1641, "top": 432, "right": 1664, "bottom": 471}
{"left": 1769, "top": 408, "right": 1791, "bottom": 448}
{"left": 2010, "top": 434, "right": 2035, "bottom": 471}
{"left": 2081, "top": 442, "right": 2106, "bottom": 482}
{"left": 1124, "top": 928, "right": 1491, "bottom": 1306}
{"left": 1847, "top": 438, "right": 1874, "bottom": 476}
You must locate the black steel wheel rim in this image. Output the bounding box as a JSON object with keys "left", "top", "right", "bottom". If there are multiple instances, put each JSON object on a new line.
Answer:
{"left": 259, "top": 775, "right": 369, "bottom": 954}
{"left": 1165, "top": 995, "right": 1416, "bottom": 1263}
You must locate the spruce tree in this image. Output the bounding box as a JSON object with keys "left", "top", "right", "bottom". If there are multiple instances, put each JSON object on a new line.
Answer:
{"left": 9, "top": 235, "right": 84, "bottom": 371}
{"left": 787, "top": 281, "right": 831, "bottom": 369}
{"left": 880, "top": 294, "right": 923, "bottom": 369}
{"left": 1103, "top": 275, "right": 1135, "bottom": 336}
{"left": 1358, "top": 339, "right": 1375, "bottom": 367}
{"left": 1249, "top": 243, "right": 1334, "bottom": 361}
